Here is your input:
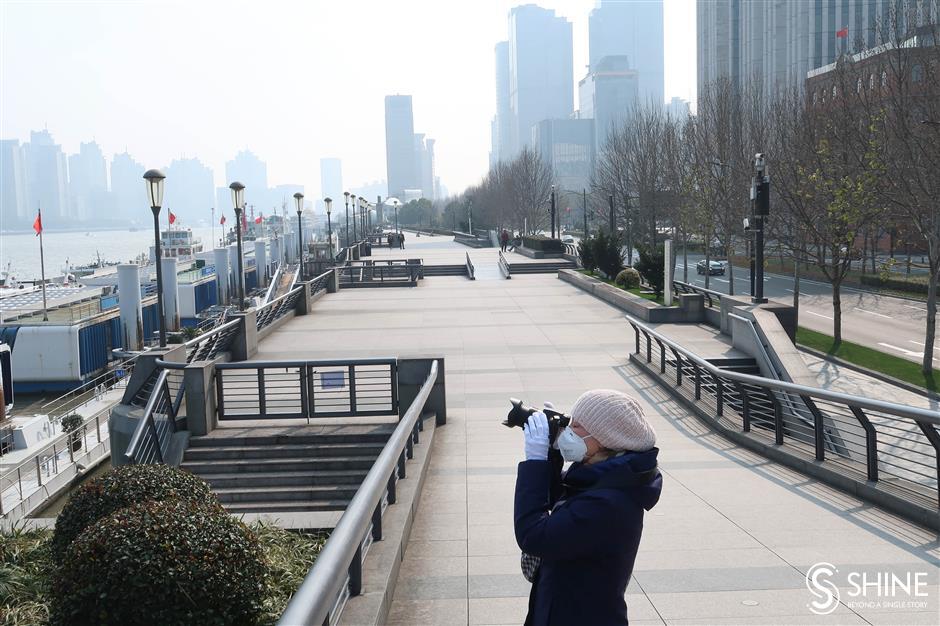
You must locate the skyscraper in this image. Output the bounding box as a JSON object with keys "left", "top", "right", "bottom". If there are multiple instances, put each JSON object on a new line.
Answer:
{"left": 319, "top": 158, "right": 343, "bottom": 204}
{"left": 24, "top": 130, "right": 69, "bottom": 222}
{"left": 589, "top": 0, "right": 665, "bottom": 107}
{"left": 111, "top": 151, "right": 145, "bottom": 222}
{"left": 532, "top": 118, "right": 595, "bottom": 193}
{"left": 163, "top": 157, "right": 214, "bottom": 225}
{"left": 578, "top": 55, "right": 640, "bottom": 154}
{"left": 0, "top": 140, "right": 29, "bottom": 226}
{"left": 384, "top": 95, "right": 418, "bottom": 198}
{"left": 414, "top": 135, "right": 436, "bottom": 200}
{"left": 225, "top": 150, "right": 268, "bottom": 209}
{"left": 508, "top": 5, "right": 573, "bottom": 156}
{"left": 696, "top": 0, "right": 938, "bottom": 96}
{"left": 68, "top": 141, "right": 109, "bottom": 221}
{"left": 492, "top": 40, "right": 512, "bottom": 165}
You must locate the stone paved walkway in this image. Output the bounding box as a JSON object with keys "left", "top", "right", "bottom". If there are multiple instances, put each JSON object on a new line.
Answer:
{"left": 257, "top": 254, "right": 939, "bottom": 625}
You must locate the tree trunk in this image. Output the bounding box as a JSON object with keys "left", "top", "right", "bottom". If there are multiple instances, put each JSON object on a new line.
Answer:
{"left": 793, "top": 254, "right": 801, "bottom": 329}
{"left": 704, "top": 229, "right": 711, "bottom": 290}
{"left": 727, "top": 239, "right": 735, "bottom": 296}
{"left": 832, "top": 278, "right": 843, "bottom": 348}
{"left": 682, "top": 229, "right": 689, "bottom": 283}
{"left": 922, "top": 241, "right": 938, "bottom": 376}
{"left": 861, "top": 229, "right": 868, "bottom": 275}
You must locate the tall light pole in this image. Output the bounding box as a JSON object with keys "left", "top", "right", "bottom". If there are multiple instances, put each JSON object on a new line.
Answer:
{"left": 550, "top": 184, "right": 557, "bottom": 238}
{"left": 351, "top": 194, "right": 358, "bottom": 242}
{"left": 143, "top": 169, "right": 167, "bottom": 347}
{"left": 467, "top": 198, "right": 473, "bottom": 234}
{"left": 294, "top": 192, "right": 304, "bottom": 278}
{"left": 324, "top": 197, "right": 335, "bottom": 266}
{"left": 343, "top": 191, "right": 350, "bottom": 246}
{"left": 751, "top": 153, "right": 769, "bottom": 304}
{"left": 582, "top": 188, "right": 588, "bottom": 239}
{"left": 229, "top": 181, "right": 246, "bottom": 310}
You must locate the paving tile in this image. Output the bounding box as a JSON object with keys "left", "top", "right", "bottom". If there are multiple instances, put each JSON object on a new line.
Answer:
{"left": 468, "top": 596, "right": 529, "bottom": 625}
{"left": 386, "top": 598, "right": 469, "bottom": 625}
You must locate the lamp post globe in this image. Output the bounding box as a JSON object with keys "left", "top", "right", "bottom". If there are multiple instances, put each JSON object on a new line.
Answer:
{"left": 294, "top": 192, "right": 304, "bottom": 277}
{"left": 229, "top": 181, "right": 247, "bottom": 310}
{"left": 324, "top": 197, "right": 335, "bottom": 267}
{"left": 143, "top": 169, "right": 168, "bottom": 347}
{"left": 343, "top": 192, "right": 350, "bottom": 248}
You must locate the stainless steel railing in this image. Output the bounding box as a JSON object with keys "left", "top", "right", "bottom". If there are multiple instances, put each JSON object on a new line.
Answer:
{"left": 673, "top": 280, "right": 724, "bottom": 308}
{"left": 125, "top": 369, "right": 178, "bottom": 465}
{"left": 498, "top": 250, "right": 512, "bottom": 279}
{"left": 626, "top": 315, "right": 940, "bottom": 519}
{"left": 278, "top": 360, "right": 439, "bottom": 626}
{"left": 465, "top": 252, "right": 475, "bottom": 280}
{"left": 256, "top": 286, "right": 304, "bottom": 332}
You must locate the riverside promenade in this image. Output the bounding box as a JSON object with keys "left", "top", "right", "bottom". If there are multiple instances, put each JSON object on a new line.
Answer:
{"left": 258, "top": 236, "right": 938, "bottom": 625}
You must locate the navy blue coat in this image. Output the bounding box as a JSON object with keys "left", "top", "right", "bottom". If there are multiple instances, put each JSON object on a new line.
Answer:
{"left": 514, "top": 449, "right": 662, "bottom": 626}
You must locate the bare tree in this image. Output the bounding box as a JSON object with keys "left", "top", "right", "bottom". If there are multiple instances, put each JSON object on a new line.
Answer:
{"left": 506, "top": 146, "right": 554, "bottom": 234}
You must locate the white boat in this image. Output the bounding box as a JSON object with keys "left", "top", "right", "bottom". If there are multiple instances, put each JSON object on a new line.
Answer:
{"left": 150, "top": 228, "right": 204, "bottom": 261}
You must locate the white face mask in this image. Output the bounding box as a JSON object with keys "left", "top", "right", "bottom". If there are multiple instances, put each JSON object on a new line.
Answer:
{"left": 556, "top": 427, "right": 593, "bottom": 463}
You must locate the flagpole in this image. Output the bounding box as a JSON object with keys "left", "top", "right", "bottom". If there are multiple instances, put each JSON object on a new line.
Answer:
{"left": 37, "top": 208, "right": 48, "bottom": 322}
{"left": 212, "top": 207, "right": 215, "bottom": 250}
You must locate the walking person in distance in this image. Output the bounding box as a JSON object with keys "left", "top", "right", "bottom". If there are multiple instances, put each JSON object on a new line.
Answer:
{"left": 514, "top": 389, "right": 662, "bottom": 625}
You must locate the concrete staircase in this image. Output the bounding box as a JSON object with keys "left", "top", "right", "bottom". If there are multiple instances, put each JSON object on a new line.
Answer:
{"left": 180, "top": 424, "right": 396, "bottom": 513}
{"left": 508, "top": 260, "right": 577, "bottom": 274}
{"left": 706, "top": 357, "right": 761, "bottom": 375}
{"left": 423, "top": 264, "right": 470, "bottom": 277}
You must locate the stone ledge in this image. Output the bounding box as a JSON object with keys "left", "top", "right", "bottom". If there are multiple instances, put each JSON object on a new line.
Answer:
{"left": 338, "top": 416, "right": 439, "bottom": 626}
{"left": 558, "top": 269, "right": 704, "bottom": 324}
{"left": 515, "top": 246, "right": 563, "bottom": 259}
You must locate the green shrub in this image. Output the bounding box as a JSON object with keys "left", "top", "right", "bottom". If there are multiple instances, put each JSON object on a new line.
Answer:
{"left": 51, "top": 464, "right": 219, "bottom": 559}
{"left": 522, "top": 235, "right": 564, "bottom": 253}
{"left": 592, "top": 230, "right": 625, "bottom": 279}
{"left": 577, "top": 238, "right": 596, "bottom": 271}
{"left": 860, "top": 274, "right": 929, "bottom": 295}
{"left": 634, "top": 245, "right": 666, "bottom": 297}
{"left": 615, "top": 268, "right": 641, "bottom": 289}
{"left": 51, "top": 500, "right": 266, "bottom": 626}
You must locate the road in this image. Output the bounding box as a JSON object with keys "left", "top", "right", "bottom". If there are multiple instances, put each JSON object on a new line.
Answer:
{"left": 674, "top": 254, "right": 936, "bottom": 365}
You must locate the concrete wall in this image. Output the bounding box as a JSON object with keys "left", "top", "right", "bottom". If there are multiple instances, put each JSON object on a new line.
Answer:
{"left": 558, "top": 269, "right": 705, "bottom": 324}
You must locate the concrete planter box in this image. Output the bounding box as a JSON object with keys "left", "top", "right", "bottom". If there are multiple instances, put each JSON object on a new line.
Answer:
{"left": 558, "top": 269, "right": 705, "bottom": 324}
{"left": 516, "top": 246, "right": 564, "bottom": 259}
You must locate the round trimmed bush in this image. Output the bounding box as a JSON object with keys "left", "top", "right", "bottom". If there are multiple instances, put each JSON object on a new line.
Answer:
{"left": 615, "top": 267, "right": 642, "bottom": 289}
{"left": 51, "top": 464, "right": 220, "bottom": 559}
{"left": 51, "top": 499, "right": 266, "bottom": 626}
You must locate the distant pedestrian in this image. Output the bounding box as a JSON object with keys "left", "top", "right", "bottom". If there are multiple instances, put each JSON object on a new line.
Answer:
{"left": 500, "top": 229, "right": 509, "bottom": 252}
{"left": 387, "top": 233, "right": 393, "bottom": 250}
{"left": 399, "top": 232, "right": 405, "bottom": 249}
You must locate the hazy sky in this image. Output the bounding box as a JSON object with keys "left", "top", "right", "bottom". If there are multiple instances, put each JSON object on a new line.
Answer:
{"left": 0, "top": 0, "right": 695, "bottom": 201}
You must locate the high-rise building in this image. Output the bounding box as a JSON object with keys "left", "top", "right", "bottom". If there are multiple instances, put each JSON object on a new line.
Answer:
{"left": 532, "top": 118, "right": 595, "bottom": 194}
{"left": 414, "top": 134, "right": 436, "bottom": 200}
{"left": 492, "top": 40, "right": 512, "bottom": 165}
{"left": 164, "top": 157, "right": 214, "bottom": 226}
{"left": 579, "top": 55, "right": 640, "bottom": 154}
{"left": 666, "top": 97, "right": 691, "bottom": 120}
{"left": 696, "top": 0, "right": 939, "bottom": 96}
{"left": 0, "top": 140, "right": 29, "bottom": 225}
{"left": 384, "top": 95, "right": 418, "bottom": 198}
{"left": 589, "top": 0, "right": 664, "bottom": 107}
{"left": 508, "top": 5, "right": 573, "bottom": 158}
{"left": 24, "top": 130, "right": 70, "bottom": 222}
{"left": 225, "top": 150, "right": 268, "bottom": 209}
{"left": 319, "top": 158, "right": 343, "bottom": 205}
{"left": 68, "top": 141, "right": 109, "bottom": 221}
{"left": 111, "top": 151, "right": 145, "bottom": 222}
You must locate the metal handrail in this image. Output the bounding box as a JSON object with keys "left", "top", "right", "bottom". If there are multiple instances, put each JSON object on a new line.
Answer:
{"left": 279, "top": 360, "right": 439, "bottom": 626}
{"left": 256, "top": 285, "right": 304, "bottom": 332}
{"left": 498, "top": 250, "right": 512, "bottom": 279}
{"left": 627, "top": 315, "right": 940, "bottom": 425}
{"left": 124, "top": 369, "right": 177, "bottom": 465}
{"left": 184, "top": 318, "right": 240, "bottom": 362}
{"left": 465, "top": 252, "right": 475, "bottom": 280}
{"left": 673, "top": 280, "right": 724, "bottom": 308}
{"left": 40, "top": 355, "right": 138, "bottom": 419}
{"left": 308, "top": 269, "right": 333, "bottom": 297}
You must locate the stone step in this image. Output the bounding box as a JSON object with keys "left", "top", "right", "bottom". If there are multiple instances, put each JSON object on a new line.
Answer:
{"left": 197, "top": 469, "right": 369, "bottom": 488}
{"left": 214, "top": 484, "right": 360, "bottom": 503}
{"left": 183, "top": 442, "right": 386, "bottom": 461}
{"left": 181, "top": 455, "right": 378, "bottom": 474}
{"left": 222, "top": 499, "right": 351, "bottom": 513}
{"left": 188, "top": 430, "right": 393, "bottom": 448}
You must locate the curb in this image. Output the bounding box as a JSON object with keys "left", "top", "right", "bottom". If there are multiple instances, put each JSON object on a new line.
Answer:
{"left": 796, "top": 345, "right": 940, "bottom": 402}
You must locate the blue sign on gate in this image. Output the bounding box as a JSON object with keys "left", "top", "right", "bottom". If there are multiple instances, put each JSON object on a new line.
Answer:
{"left": 320, "top": 371, "right": 345, "bottom": 389}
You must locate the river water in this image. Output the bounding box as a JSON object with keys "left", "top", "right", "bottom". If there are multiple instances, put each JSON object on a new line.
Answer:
{"left": 0, "top": 226, "right": 221, "bottom": 282}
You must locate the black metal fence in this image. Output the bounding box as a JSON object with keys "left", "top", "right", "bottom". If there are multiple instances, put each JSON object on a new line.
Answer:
{"left": 337, "top": 262, "right": 421, "bottom": 286}
{"left": 465, "top": 252, "right": 475, "bottom": 280}
{"left": 256, "top": 286, "right": 304, "bottom": 332}
{"left": 125, "top": 369, "right": 178, "bottom": 465}
{"left": 214, "top": 358, "right": 398, "bottom": 421}
{"left": 308, "top": 269, "right": 333, "bottom": 298}
{"left": 627, "top": 317, "right": 940, "bottom": 521}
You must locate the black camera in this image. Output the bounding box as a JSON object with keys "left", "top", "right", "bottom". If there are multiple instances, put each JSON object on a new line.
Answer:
{"left": 503, "top": 398, "right": 570, "bottom": 443}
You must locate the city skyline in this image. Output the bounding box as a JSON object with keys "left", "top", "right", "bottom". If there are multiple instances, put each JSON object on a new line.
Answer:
{"left": 0, "top": 1, "right": 697, "bottom": 205}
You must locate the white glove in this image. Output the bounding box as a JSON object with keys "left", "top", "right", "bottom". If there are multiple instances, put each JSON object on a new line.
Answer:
{"left": 524, "top": 412, "right": 550, "bottom": 461}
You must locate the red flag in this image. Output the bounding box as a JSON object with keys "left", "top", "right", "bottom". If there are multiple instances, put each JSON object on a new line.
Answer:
{"left": 242, "top": 213, "right": 248, "bottom": 232}
{"left": 33, "top": 210, "right": 42, "bottom": 236}
{"left": 254, "top": 215, "right": 262, "bottom": 224}
{"left": 836, "top": 26, "right": 848, "bottom": 38}
{"left": 220, "top": 215, "right": 226, "bottom": 225}
{"left": 168, "top": 211, "right": 177, "bottom": 225}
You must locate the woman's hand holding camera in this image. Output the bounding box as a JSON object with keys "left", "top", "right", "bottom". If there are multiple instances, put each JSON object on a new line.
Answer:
{"left": 523, "top": 412, "right": 550, "bottom": 460}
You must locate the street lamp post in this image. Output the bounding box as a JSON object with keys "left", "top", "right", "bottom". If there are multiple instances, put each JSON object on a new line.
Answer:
{"left": 582, "top": 188, "right": 588, "bottom": 239}
{"left": 467, "top": 198, "right": 473, "bottom": 234}
{"left": 343, "top": 192, "right": 350, "bottom": 247}
{"left": 751, "top": 153, "right": 769, "bottom": 304}
{"left": 229, "top": 181, "right": 247, "bottom": 310}
{"left": 324, "top": 197, "right": 335, "bottom": 266}
{"left": 294, "top": 192, "right": 304, "bottom": 278}
{"left": 143, "top": 169, "right": 167, "bottom": 347}
{"left": 550, "top": 185, "right": 557, "bottom": 238}
{"left": 351, "top": 194, "right": 358, "bottom": 243}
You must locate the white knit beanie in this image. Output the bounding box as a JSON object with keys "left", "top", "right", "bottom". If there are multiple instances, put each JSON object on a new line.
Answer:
{"left": 570, "top": 389, "right": 656, "bottom": 452}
